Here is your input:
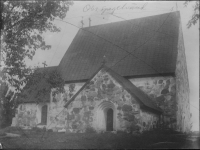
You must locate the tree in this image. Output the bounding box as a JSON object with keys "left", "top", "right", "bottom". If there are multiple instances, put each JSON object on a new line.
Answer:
{"left": 17, "top": 66, "right": 65, "bottom": 104}
{"left": 184, "top": 1, "right": 199, "bottom": 28}
{"left": 1, "top": 1, "right": 73, "bottom": 91}
{"left": 0, "top": 82, "right": 16, "bottom": 128}
{"left": 0, "top": 1, "right": 73, "bottom": 128}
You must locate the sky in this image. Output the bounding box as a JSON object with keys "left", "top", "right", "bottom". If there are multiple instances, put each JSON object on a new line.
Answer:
{"left": 26, "top": 1, "right": 199, "bottom": 131}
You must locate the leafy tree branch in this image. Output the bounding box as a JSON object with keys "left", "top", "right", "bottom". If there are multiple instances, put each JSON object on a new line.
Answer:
{"left": 184, "top": 1, "right": 199, "bottom": 29}
{"left": 1, "top": 0, "right": 73, "bottom": 92}
{"left": 17, "top": 66, "right": 65, "bottom": 103}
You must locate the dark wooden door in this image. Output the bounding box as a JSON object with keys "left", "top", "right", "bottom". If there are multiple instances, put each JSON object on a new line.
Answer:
{"left": 106, "top": 108, "right": 113, "bottom": 131}
{"left": 41, "top": 105, "right": 47, "bottom": 125}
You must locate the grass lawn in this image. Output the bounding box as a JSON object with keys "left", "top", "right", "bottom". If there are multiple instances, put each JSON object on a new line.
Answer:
{"left": 0, "top": 127, "right": 199, "bottom": 149}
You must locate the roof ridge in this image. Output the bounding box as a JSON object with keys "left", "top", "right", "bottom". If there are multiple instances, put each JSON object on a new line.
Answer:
{"left": 82, "top": 11, "right": 179, "bottom": 29}
{"left": 37, "top": 66, "right": 58, "bottom": 69}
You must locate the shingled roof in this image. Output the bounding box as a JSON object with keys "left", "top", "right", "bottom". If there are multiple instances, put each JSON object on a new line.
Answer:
{"left": 64, "top": 65, "right": 162, "bottom": 113}
{"left": 58, "top": 11, "right": 180, "bottom": 82}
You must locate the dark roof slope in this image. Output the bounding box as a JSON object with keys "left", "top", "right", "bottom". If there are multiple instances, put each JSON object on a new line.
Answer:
{"left": 18, "top": 66, "right": 57, "bottom": 103}
{"left": 65, "top": 65, "right": 162, "bottom": 113}
{"left": 59, "top": 11, "right": 180, "bottom": 82}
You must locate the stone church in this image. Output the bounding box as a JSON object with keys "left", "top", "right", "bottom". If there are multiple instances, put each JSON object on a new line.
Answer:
{"left": 12, "top": 11, "right": 190, "bottom": 133}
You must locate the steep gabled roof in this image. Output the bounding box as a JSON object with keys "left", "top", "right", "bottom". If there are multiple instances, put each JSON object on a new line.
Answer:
{"left": 58, "top": 11, "right": 180, "bottom": 82}
{"left": 64, "top": 65, "right": 162, "bottom": 114}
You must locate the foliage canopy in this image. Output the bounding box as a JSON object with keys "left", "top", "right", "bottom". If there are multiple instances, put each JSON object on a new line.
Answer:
{"left": 1, "top": 0, "right": 73, "bottom": 91}
{"left": 184, "top": 1, "right": 199, "bottom": 29}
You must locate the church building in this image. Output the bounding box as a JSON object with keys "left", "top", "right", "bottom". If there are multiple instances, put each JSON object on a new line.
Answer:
{"left": 11, "top": 11, "right": 190, "bottom": 133}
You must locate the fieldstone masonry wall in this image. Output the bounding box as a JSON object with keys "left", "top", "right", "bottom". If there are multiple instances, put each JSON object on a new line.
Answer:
{"left": 47, "top": 83, "right": 84, "bottom": 130}
{"left": 175, "top": 18, "right": 190, "bottom": 133}
{"left": 57, "top": 69, "right": 159, "bottom": 133}
{"left": 12, "top": 31, "right": 190, "bottom": 133}
{"left": 12, "top": 74, "right": 174, "bottom": 132}
{"left": 130, "top": 76, "right": 177, "bottom": 129}
{"left": 11, "top": 103, "right": 47, "bottom": 127}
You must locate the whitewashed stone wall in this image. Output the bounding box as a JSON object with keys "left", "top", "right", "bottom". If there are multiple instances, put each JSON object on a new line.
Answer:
{"left": 12, "top": 103, "right": 49, "bottom": 127}
{"left": 59, "top": 68, "right": 159, "bottom": 133}
{"left": 47, "top": 83, "right": 84, "bottom": 130}
{"left": 130, "top": 76, "right": 177, "bottom": 129}
{"left": 175, "top": 17, "right": 190, "bottom": 133}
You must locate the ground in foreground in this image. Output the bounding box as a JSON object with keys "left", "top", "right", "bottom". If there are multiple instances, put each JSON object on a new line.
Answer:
{"left": 0, "top": 127, "right": 199, "bottom": 149}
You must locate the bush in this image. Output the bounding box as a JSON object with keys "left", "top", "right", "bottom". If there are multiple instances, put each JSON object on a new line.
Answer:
{"left": 1, "top": 126, "right": 21, "bottom": 132}
{"left": 0, "top": 132, "right": 6, "bottom": 136}
{"left": 43, "top": 126, "right": 46, "bottom": 131}
{"left": 32, "top": 127, "right": 43, "bottom": 132}
{"left": 0, "top": 126, "right": 23, "bottom": 135}
{"left": 116, "top": 130, "right": 127, "bottom": 134}
{"left": 47, "top": 129, "right": 53, "bottom": 132}
{"left": 142, "top": 128, "right": 183, "bottom": 135}
{"left": 85, "top": 127, "right": 96, "bottom": 133}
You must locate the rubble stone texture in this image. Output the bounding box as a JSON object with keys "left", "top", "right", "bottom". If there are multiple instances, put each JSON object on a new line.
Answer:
{"left": 49, "top": 69, "right": 159, "bottom": 133}
{"left": 174, "top": 18, "right": 190, "bottom": 133}
{"left": 12, "top": 13, "right": 190, "bottom": 133}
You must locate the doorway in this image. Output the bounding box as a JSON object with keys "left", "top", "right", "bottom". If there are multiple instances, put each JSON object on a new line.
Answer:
{"left": 41, "top": 105, "right": 47, "bottom": 125}
{"left": 106, "top": 108, "right": 113, "bottom": 131}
